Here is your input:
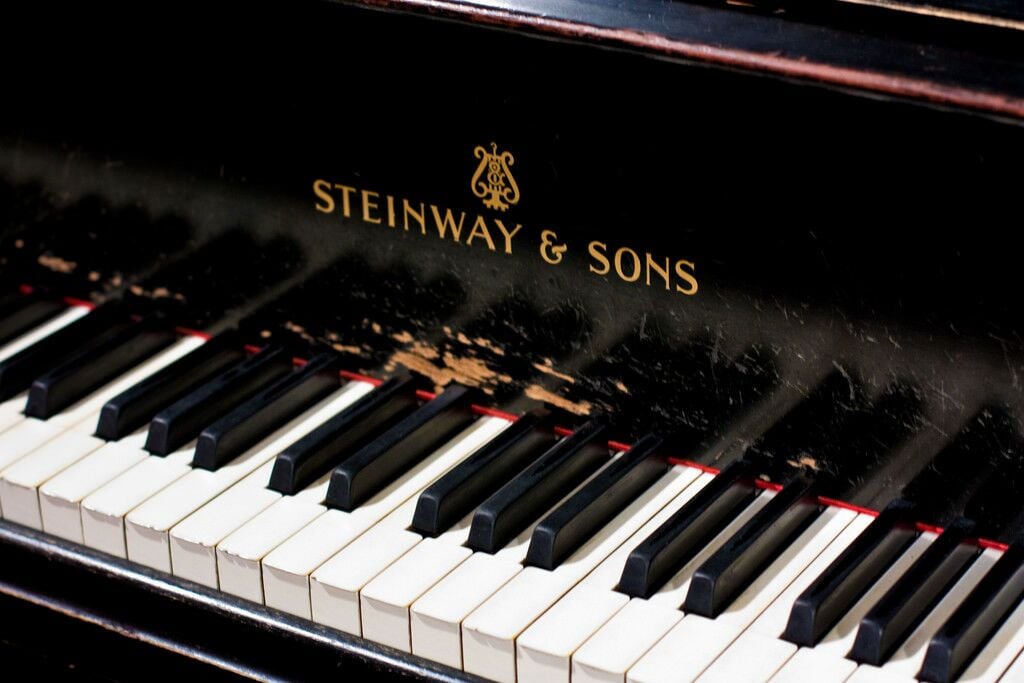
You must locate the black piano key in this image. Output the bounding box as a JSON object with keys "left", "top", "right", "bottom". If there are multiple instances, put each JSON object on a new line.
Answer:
{"left": 525, "top": 433, "right": 671, "bottom": 570}
{"left": 0, "top": 292, "right": 63, "bottom": 347}
{"left": 268, "top": 374, "right": 423, "bottom": 495}
{"left": 95, "top": 330, "right": 246, "bottom": 441}
{"left": 191, "top": 353, "right": 345, "bottom": 471}
{"left": 24, "top": 312, "right": 177, "bottom": 420}
{"left": 466, "top": 417, "right": 610, "bottom": 554}
{"left": 0, "top": 300, "right": 130, "bottom": 401}
{"left": 919, "top": 541, "right": 1024, "bottom": 683}
{"left": 144, "top": 345, "right": 294, "bottom": 455}
{"left": 782, "top": 497, "right": 918, "bottom": 647}
{"left": 849, "top": 517, "right": 980, "bottom": 666}
{"left": 617, "top": 458, "right": 759, "bottom": 599}
{"left": 410, "top": 409, "right": 556, "bottom": 538}
{"left": 325, "top": 384, "right": 481, "bottom": 512}
{"left": 684, "top": 474, "right": 822, "bottom": 618}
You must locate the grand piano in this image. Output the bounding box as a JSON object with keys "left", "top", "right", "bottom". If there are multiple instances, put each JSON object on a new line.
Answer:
{"left": 1, "top": 0, "right": 1024, "bottom": 681}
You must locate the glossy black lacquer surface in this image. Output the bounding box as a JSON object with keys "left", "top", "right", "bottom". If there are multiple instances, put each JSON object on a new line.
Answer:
{"left": 3, "top": 0, "right": 1024, "bottom": 675}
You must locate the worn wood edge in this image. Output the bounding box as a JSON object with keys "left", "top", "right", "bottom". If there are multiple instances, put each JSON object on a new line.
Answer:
{"left": 840, "top": 0, "right": 1024, "bottom": 32}
{"left": 334, "top": 0, "right": 1024, "bottom": 122}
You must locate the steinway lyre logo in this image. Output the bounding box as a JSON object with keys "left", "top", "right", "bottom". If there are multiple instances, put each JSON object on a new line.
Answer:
{"left": 471, "top": 142, "right": 520, "bottom": 212}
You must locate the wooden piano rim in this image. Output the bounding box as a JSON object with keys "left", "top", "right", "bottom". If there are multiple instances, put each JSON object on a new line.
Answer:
{"left": 0, "top": 520, "right": 483, "bottom": 682}
{"left": 338, "top": 0, "right": 1024, "bottom": 122}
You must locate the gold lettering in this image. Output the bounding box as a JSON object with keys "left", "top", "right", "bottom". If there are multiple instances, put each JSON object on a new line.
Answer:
{"left": 403, "top": 199, "right": 426, "bottom": 234}
{"left": 675, "top": 260, "right": 699, "bottom": 295}
{"left": 588, "top": 241, "right": 610, "bottom": 275}
{"left": 386, "top": 195, "right": 396, "bottom": 228}
{"left": 614, "top": 247, "right": 642, "bottom": 282}
{"left": 494, "top": 220, "right": 522, "bottom": 255}
{"left": 430, "top": 205, "right": 466, "bottom": 242}
{"left": 646, "top": 253, "right": 671, "bottom": 290}
{"left": 361, "top": 190, "right": 382, "bottom": 225}
{"left": 333, "top": 184, "right": 356, "bottom": 217}
{"left": 466, "top": 216, "right": 496, "bottom": 251}
{"left": 313, "top": 179, "right": 335, "bottom": 213}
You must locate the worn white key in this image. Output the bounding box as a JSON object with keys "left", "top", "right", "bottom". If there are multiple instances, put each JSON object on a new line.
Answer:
{"left": 883, "top": 547, "right": 1000, "bottom": 677}
{"left": 169, "top": 461, "right": 280, "bottom": 587}
{"left": 358, "top": 518, "right": 474, "bottom": 651}
{"left": 216, "top": 481, "right": 334, "bottom": 602}
{"left": 769, "top": 647, "right": 856, "bottom": 683}
{"left": 565, "top": 491, "right": 774, "bottom": 683}
{"left": 0, "top": 432, "right": 103, "bottom": 527}
{"left": 0, "top": 305, "right": 90, "bottom": 364}
{"left": 845, "top": 666, "right": 913, "bottom": 683}
{"left": 39, "top": 430, "right": 149, "bottom": 542}
{"left": 698, "top": 631, "right": 797, "bottom": 683}
{"left": 80, "top": 446, "right": 196, "bottom": 556}
{"left": 312, "top": 504, "right": 422, "bottom": 635}
{"left": 411, "top": 547, "right": 529, "bottom": 669}
{"left": 959, "top": 579, "right": 1024, "bottom": 683}
{"left": 0, "top": 398, "right": 26, "bottom": 434}
{"left": 996, "top": 635, "right": 1024, "bottom": 683}
{"left": 619, "top": 506, "right": 857, "bottom": 683}
{"left": 126, "top": 384, "right": 369, "bottom": 572}
{"left": 461, "top": 466, "right": 704, "bottom": 683}
{"left": 515, "top": 471, "right": 718, "bottom": 683}
{"left": 625, "top": 615, "right": 736, "bottom": 683}
{"left": 261, "top": 417, "right": 508, "bottom": 618}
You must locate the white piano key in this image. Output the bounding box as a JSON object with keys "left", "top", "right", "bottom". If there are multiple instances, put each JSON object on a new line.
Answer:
{"left": 624, "top": 615, "right": 736, "bottom": 683}
{"left": 172, "top": 416, "right": 359, "bottom": 590}
{"left": 882, "top": 546, "right": 999, "bottom": 678}
{"left": 125, "top": 383, "right": 370, "bottom": 572}
{"left": 80, "top": 446, "right": 195, "bottom": 557}
{"left": 0, "top": 305, "right": 90, "bottom": 364}
{"left": 169, "top": 461, "right": 280, "bottom": 588}
{"left": 410, "top": 551, "right": 526, "bottom": 669}
{"left": 312, "top": 518, "right": 422, "bottom": 635}
{"left": 751, "top": 511, "right": 877, "bottom": 638}
{"left": 996, "top": 635, "right": 1024, "bottom": 683}
{"left": 0, "top": 394, "right": 29, "bottom": 434}
{"left": 959, "top": 577, "right": 1024, "bottom": 683}
{"left": 620, "top": 506, "right": 857, "bottom": 683}
{"left": 574, "top": 598, "right": 686, "bottom": 683}
{"left": 358, "top": 522, "right": 473, "bottom": 651}
{"left": 38, "top": 431, "right": 149, "bottom": 543}
{"left": 812, "top": 532, "right": 936, "bottom": 661}
{"left": 769, "top": 647, "right": 856, "bottom": 683}
{"left": 845, "top": 665, "right": 913, "bottom": 683}
{"left": 515, "top": 471, "right": 720, "bottom": 683}
{"left": 697, "top": 631, "right": 797, "bottom": 683}
{"left": 260, "top": 416, "right": 509, "bottom": 619}
{"left": 461, "top": 466, "right": 703, "bottom": 683}
{"left": 563, "top": 491, "right": 775, "bottom": 683}
{"left": 217, "top": 496, "right": 327, "bottom": 603}
{"left": 0, "top": 432, "right": 103, "bottom": 526}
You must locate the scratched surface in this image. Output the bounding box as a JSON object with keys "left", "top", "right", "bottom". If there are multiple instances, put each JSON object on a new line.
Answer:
{"left": 3, "top": 0, "right": 1024, "bottom": 531}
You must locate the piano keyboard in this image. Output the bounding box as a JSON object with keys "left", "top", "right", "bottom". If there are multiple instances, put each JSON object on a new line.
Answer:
{"left": 2, "top": 301, "right": 1024, "bottom": 683}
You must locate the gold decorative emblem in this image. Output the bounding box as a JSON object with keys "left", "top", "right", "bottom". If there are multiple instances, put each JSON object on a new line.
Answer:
{"left": 471, "top": 142, "right": 520, "bottom": 212}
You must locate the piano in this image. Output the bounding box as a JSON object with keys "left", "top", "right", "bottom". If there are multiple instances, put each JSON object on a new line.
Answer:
{"left": 2, "top": 0, "right": 1024, "bottom": 681}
